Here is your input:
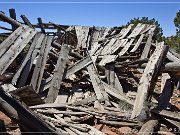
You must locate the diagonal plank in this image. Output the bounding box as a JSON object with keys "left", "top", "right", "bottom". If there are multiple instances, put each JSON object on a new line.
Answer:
{"left": 46, "top": 44, "right": 70, "bottom": 103}
{"left": 131, "top": 42, "right": 169, "bottom": 119}
{"left": 0, "top": 25, "right": 25, "bottom": 58}
{"left": 0, "top": 26, "right": 37, "bottom": 75}
{"left": 12, "top": 33, "right": 44, "bottom": 85}
{"left": 17, "top": 33, "right": 45, "bottom": 87}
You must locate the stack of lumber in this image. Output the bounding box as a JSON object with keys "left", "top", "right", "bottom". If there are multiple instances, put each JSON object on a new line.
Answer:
{"left": 0, "top": 9, "right": 179, "bottom": 135}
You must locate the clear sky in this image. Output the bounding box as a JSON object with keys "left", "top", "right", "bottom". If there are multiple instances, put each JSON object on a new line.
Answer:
{"left": 0, "top": 0, "right": 180, "bottom": 37}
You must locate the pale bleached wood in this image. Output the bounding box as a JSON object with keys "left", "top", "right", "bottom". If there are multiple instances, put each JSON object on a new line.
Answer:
{"left": 131, "top": 42, "right": 169, "bottom": 119}
{"left": 130, "top": 34, "right": 144, "bottom": 52}
{"left": 140, "top": 27, "right": 156, "bottom": 59}
{"left": 118, "top": 39, "right": 134, "bottom": 56}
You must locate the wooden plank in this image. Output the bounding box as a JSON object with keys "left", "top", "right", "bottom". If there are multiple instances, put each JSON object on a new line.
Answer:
{"left": 167, "top": 51, "right": 180, "bottom": 62}
{"left": 46, "top": 44, "right": 70, "bottom": 103}
{"left": 0, "top": 25, "right": 25, "bottom": 58}
{"left": 65, "top": 56, "right": 92, "bottom": 78}
{"left": 17, "top": 33, "right": 45, "bottom": 87}
{"left": 9, "top": 85, "right": 45, "bottom": 106}
{"left": 158, "top": 73, "right": 172, "bottom": 110}
{"left": 30, "top": 36, "right": 47, "bottom": 90}
{"left": 0, "top": 26, "right": 37, "bottom": 75}
{"left": 131, "top": 42, "right": 169, "bottom": 119}
{"left": 0, "top": 87, "right": 57, "bottom": 134}
{"left": 31, "top": 36, "right": 53, "bottom": 92}
{"left": 140, "top": 27, "right": 156, "bottom": 59}
{"left": 119, "top": 24, "right": 133, "bottom": 39}
{"left": 87, "top": 63, "right": 108, "bottom": 102}
{"left": 102, "top": 81, "right": 134, "bottom": 105}
{"left": 75, "top": 26, "right": 89, "bottom": 49}
{"left": 130, "top": 34, "right": 144, "bottom": 52}
{"left": 107, "top": 39, "right": 128, "bottom": 55}
{"left": 128, "top": 23, "right": 145, "bottom": 38}
{"left": 100, "top": 38, "right": 117, "bottom": 55}
{"left": 12, "top": 33, "right": 44, "bottom": 85}
{"left": 118, "top": 39, "right": 134, "bottom": 56}
{"left": 99, "top": 55, "right": 117, "bottom": 66}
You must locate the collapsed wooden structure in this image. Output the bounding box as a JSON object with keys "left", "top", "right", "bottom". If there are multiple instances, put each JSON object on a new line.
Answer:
{"left": 0, "top": 9, "right": 180, "bottom": 134}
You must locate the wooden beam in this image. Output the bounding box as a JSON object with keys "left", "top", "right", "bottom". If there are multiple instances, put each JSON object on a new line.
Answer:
{"left": 131, "top": 42, "right": 169, "bottom": 119}
{"left": 38, "top": 17, "right": 45, "bottom": 33}
{"left": 0, "top": 11, "right": 21, "bottom": 27}
{"left": 21, "top": 15, "right": 34, "bottom": 28}
{"left": 46, "top": 44, "right": 70, "bottom": 103}
{"left": 0, "top": 87, "right": 57, "bottom": 134}
{"left": 9, "top": 8, "right": 17, "bottom": 31}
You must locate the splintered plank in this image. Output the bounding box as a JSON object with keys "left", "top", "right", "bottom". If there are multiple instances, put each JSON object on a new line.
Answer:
{"left": 12, "top": 33, "right": 44, "bottom": 85}
{"left": 30, "top": 36, "right": 53, "bottom": 92}
{"left": 158, "top": 73, "right": 172, "bottom": 110}
{"left": 9, "top": 85, "right": 45, "bottom": 106}
{"left": 102, "top": 81, "right": 134, "bottom": 105}
{"left": 0, "top": 25, "right": 25, "bottom": 58}
{"left": 130, "top": 34, "right": 144, "bottom": 52}
{"left": 17, "top": 33, "right": 45, "bottom": 87}
{"left": 46, "top": 44, "right": 70, "bottom": 103}
{"left": 65, "top": 56, "right": 92, "bottom": 78}
{"left": 0, "top": 26, "right": 37, "bottom": 75}
{"left": 118, "top": 39, "right": 134, "bottom": 56}
{"left": 87, "top": 63, "right": 104, "bottom": 101}
{"left": 107, "top": 39, "right": 128, "bottom": 55}
{"left": 127, "top": 23, "right": 145, "bottom": 38}
{"left": 118, "top": 24, "right": 134, "bottom": 39}
{"left": 131, "top": 42, "right": 169, "bottom": 119}
{"left": 75, "top": 26, "right": 89, "bottom": 49}
{"left": 99, "top": 55, "right": 117, "bottom": 66}
{"left": 100, "top": 38, "right": 117, "bottom": 55}
{"left": 140, "top": 26, "right": 156, "bottom": 59}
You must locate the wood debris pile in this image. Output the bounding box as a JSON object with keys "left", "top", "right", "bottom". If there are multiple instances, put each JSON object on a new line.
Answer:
{"left": 0, "top": 9, "right": 179, "bottom": 135}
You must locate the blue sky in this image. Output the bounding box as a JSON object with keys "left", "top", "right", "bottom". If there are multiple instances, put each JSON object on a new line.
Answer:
{"left": 0, "top": 0, "right": 180, "bottom": 37}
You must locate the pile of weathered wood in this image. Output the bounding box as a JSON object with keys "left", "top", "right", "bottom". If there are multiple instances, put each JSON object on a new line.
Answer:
{"left": 0, "top": 9, "right": 179, "bottom": 135}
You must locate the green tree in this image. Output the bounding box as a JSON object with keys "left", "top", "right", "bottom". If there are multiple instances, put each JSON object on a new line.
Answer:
{"left": 126, "top": 17, "right": 163, "bottom": 41}
{"left": 174, "top": 10, "right": 180, "bottom": 35}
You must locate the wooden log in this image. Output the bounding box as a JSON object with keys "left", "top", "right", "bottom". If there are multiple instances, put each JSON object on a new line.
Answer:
{"left": 99, "top": 120, "right": 138, "bottom": 127}
{"left": 131, "top": 42, "right": 169, "bottom": 119}
{"left": 0, "top": 11, "right": 20, "bottom": 27}
{"left": 38, "top": 17, "right": 45, "bottom": 33}
{"left": 0, "top": 87, "right": 57, "bottom": 134}
{"left": 46, "top": 44, "right": 70, "bottom": 103}
{"left": 21, "top": 15, "right": 34, "bottom": 28}
{"left": 139, "top": 120, "right": 158, "bottom": 135}
{"left": 9, "top": 8, "right": 17, "bottom": 31}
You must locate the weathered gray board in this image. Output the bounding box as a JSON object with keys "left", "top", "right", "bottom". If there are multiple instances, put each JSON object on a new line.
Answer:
{"left": 0, "top": 25, "right": 37, "bottom": 75}
{"left": 131, "top": 42, "right": 169, "bottom": 119}
{"left": 46, "top": 44, "right": 70, "bottom": 103}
